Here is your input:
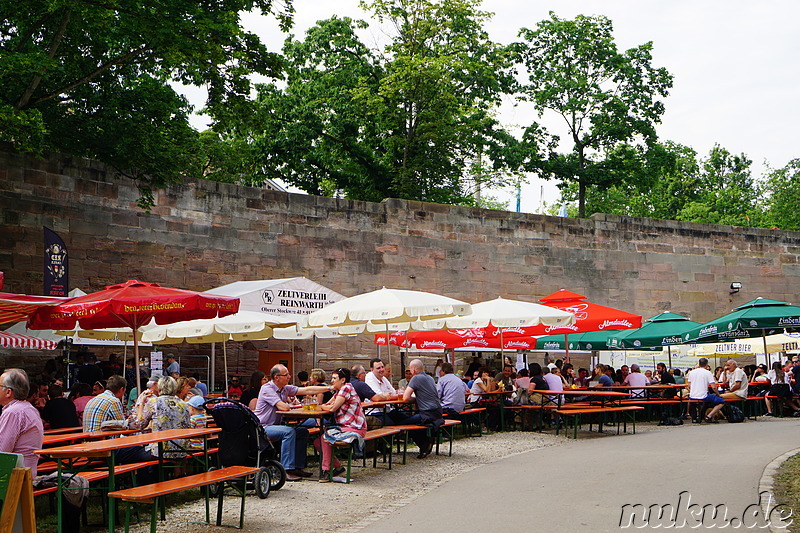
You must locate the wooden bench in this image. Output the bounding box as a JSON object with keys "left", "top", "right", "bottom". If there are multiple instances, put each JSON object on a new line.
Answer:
{"left": 503, "top": 405, "right": 553, "bottom": 432}
{"left": 392, "top": 419, "right": 461, "bottom": 464}
{"left": 108, "top": 465, "right": 260, "bottom": 533}
{"left": 329, "top": 427, "right": 402, "bottom": 483}
{"left": 555, "top": 406, "right": 644, "bottom": 439}
{"left": 444, "top": 407, "right": 486, "bottom": 437}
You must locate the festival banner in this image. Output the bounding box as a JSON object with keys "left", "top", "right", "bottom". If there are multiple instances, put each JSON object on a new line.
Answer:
{"left": 43, "top": 227, "right": 68, "bottom": 296}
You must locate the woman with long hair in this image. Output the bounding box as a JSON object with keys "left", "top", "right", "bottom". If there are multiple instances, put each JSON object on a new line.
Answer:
{"left": 239, "top": 371, "right": 266, "bottom": 410}
{"left": 764, "top": 361, "right": 800, "bottom": 416}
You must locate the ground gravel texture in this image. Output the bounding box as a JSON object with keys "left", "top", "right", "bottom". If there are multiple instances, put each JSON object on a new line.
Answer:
{"left": 122, "top": 430, "right": 570, "bottom": 532}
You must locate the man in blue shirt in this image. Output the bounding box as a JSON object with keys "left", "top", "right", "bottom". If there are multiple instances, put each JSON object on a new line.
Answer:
{"left": 402, "top": 359, "right": 443, "bottom": 459}
{"left": 437, "top": 362, "right": 468, "bottom": 416}
{"left": 165, "top": 354, "right": 180, "bottom": 376}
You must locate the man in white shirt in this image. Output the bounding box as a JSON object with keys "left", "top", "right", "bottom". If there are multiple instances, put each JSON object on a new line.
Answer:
{"left": 364, "top": 358, "right": 402, "bottom": 424}
{"left": 719, "top": 359, "right": 748, "bottom": 400}
{"left": 687, "top": 358, "right": 725, "bottom": 423}
{"left": 623, "top": 364, "right": 650, "bottom": 398}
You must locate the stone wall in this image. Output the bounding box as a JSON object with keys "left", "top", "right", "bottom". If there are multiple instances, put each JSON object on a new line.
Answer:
{"left": 2, "top": 147, "right": 800, "bottom": 383}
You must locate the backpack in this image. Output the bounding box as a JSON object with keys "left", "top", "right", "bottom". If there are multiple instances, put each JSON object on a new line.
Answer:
{"left": 658, "top": 416, "right": 683, "bottom": 426}
{"left": 725, "top": 404, "right": 745, "bottom": 423}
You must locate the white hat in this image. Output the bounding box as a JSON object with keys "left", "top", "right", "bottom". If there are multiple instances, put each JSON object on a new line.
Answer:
{"left": 547, "top": 363, "right": 557, "bottom": 370}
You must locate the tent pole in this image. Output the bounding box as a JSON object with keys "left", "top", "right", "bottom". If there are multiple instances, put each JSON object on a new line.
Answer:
{"left": 667, "top": 346, "right": 672, "bottom": 369}
{"left": 564, "top": 333, "right": 570, "bottom": 364}
{"left": 762, "top": 330, "right": 769, "bottom": 368}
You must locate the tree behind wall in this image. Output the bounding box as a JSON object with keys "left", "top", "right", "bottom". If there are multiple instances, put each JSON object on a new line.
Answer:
{"left": 0, "top": 0, "right": 292, "bottom": 208}
{"left": 513, "top": 12, "right": 673, "bottom": 218}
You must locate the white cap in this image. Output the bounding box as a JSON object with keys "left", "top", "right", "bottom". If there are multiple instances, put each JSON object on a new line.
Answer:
{"left": 547, "top": 363, "right": 557, "bottom": 370}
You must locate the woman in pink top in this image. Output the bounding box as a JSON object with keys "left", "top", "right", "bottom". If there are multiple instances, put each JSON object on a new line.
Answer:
{"left": 69, "top": 382, "right": 93, "bottom": 425}
{"left": 315, "top": 367, "right": 367, "bottom": 482}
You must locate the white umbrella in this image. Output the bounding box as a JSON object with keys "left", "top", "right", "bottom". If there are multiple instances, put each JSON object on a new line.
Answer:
{"left": 442, "top": 297, "right": 575, "bottom": 362}
{"left": 298, "top": 287, "right": 472, "bottom": 370}
{"left": 140, "top": 310, "right": 297, "bottom": 390}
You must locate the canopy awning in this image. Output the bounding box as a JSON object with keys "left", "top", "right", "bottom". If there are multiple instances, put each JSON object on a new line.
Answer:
{"left": 0, "top": 331, "right": 58, "bottom": 350}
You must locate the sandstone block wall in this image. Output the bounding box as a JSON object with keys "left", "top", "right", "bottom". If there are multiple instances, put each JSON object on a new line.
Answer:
{"left": 2, "top": 147, "right": 800, "bottom": 380}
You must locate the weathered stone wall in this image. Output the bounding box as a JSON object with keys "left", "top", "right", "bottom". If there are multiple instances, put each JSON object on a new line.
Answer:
{"left": 2, "top": 147, "right": 800, "bottom": 382}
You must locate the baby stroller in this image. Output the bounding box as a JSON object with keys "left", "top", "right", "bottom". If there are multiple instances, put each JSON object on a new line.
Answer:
{"left": 204, "top": 398, "right": 287, "bottom": 498}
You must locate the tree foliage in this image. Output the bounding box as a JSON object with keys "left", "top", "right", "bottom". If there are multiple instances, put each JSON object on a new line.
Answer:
{"left": 512, "top": 12, "right": 673, "bottom": 217}
{"left": 758, "top": 160, "right": 800, "bottom": 231}
{"left": 215, "top": 0, "right": 528, "bottom": 205}
{"left": 0, "top": 0, "right": 292, "bottom": 207}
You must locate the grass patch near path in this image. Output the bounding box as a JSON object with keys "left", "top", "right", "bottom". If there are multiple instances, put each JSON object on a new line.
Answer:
{"left": 773, "top": 453, "right": 800, "bottom": 532}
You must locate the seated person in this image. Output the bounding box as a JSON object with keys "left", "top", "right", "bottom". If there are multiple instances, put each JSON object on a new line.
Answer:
{"left": 41, "top": 383, "right": 80, "bottom": 429}
{"left": 686, "top": 358, "right": 724, "bottom": 423}
{"left": 186, "top": 394, "right": 208, "bottom": 449}
{"left": 227, "top": 377, "right": 244, "bottom": 400}
{"left": 656, "top": 363, "right": 677, "bottom": 398}
{"left": 765, "top": 361, "right": 800, "bottom": 416}
{"left": 437, "top": 362, "right": 468, "bottom": 416}
{"left": 623, "top": 364, "right": 649, "bottom": 398}
{"left": 589, "top": 364, "right": 614, "bottom": 387}
{"left": 254, "top": 364, "right": 331, "bottom": 481}
{"left": 718, "top": 359, "right": 748, "bottom": 401}
{"left": 315, "top": 368, "right": 366, "bottom": 481}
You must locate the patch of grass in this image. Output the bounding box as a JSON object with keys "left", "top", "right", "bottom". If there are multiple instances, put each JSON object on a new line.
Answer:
{"left": 773, "top": 453, "right": 800, "bottom": 532}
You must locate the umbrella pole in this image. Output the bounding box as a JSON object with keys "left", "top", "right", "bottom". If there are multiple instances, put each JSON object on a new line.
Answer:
{"left": 667, "top": 346, "right": 672, "bottom": 369}
{"left": 210, "top": 343, "right": 216, "bottom": 393}
{"left": 223, "top": 341, "right": 229, "bottom": 394}
{"left": 762, "top": 330, "right": 769, "bottom": 367}
{"left": 500, "top": 328, "right": 505, "bottom": 364}
{"left": 313, "top": 336, "right": 318, "bottom": 368}
{"left": 564, "top": 334, "right": 570, "bottom": 364}
{"left": 133, "top": 331, "right": 142, "bottom": 396}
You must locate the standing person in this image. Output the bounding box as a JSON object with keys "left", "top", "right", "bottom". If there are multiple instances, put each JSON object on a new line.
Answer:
{"left": 0, "top": 369, "right": 44, "bottom": 474}
{"left": 254, "top": 364, "right": 332, "bottom": 481}
{"left": 437, "top": 362, "right": 468, "bottom": 417}
{"left": 687, "top": 358, "right": 725, "bottom": 423}
{"left": 402, "top": 359, "right": 443, "bottom": 459}
{"left": 165, "top": 354, "right": 180, "bottom": 377}
{"left": 434, "top": 359, "right": 444, "bottom": 380}
{"left": 316, "top": 368, "right": 367, "bottom": 482}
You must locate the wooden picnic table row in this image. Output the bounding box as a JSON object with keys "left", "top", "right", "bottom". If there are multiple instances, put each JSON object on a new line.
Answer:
{"left": 36, "top": 427, "right": 219, "bottom": 533}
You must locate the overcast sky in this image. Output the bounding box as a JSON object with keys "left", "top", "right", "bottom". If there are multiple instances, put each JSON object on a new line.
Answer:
{"left": 189, "top": 0, "right": 799, "bottom": 212}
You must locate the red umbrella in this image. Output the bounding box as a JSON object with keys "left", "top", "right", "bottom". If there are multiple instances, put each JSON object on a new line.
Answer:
{"left": 0, "top": 292, "right": 72, "bottom": 325}
{"left": 28, "top": 280, "right": 240, "bottom": 392}
{"left": 525, "top": 289, "right": 642, "bottom": 335}
{"left": 375, "top": 327, "right": 540, "bottom": 350}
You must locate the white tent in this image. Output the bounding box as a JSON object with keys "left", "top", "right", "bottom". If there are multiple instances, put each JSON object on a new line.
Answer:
{"left": 206, "top": 277, "right": 345, "bottom": 317}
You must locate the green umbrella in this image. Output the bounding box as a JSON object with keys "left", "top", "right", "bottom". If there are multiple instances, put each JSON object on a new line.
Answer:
{"left": 684, "top": 298, "right": 800, "bottom": 361}
{"left": 536, "top": 330, "right": 615, "bottom": 351}
{"left": 607, "top": 312, "right": 703, "bottom": 368}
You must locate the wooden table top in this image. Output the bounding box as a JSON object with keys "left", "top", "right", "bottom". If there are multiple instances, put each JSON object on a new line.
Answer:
{"left": 37, "top": 427, "right": 219, "bottom": 458}
{"left": 42, "top": 429, "right": 137, "bottom": 446}
{"left": 43, "top": 426, "right": 83, "bottom": 435}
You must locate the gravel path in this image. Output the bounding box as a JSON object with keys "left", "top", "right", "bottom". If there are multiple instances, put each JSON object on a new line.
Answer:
{"left": 123, "top": 429, "right": 570, "bottom": 532}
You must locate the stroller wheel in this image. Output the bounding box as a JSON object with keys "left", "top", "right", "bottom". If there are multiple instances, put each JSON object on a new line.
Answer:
{"left": 206, "top": 467, "right": 222, "bottom": 498}
{"left": 265, "top": 459, "right": 286, "bottom": 491}
{"left": 254, "top": 467, "right": 271, "bottom": 499}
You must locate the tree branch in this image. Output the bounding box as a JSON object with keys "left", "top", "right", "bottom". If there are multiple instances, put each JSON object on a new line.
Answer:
{"left": 15, "top": 7, "right": 71, "bottom": 110}
{"left": 26, "top": 45, "right": 149, "bottom": 107}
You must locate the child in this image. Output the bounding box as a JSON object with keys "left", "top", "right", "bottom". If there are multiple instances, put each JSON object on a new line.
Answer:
{"left": 186, "top": 395, "right": 207, "bottom": 449}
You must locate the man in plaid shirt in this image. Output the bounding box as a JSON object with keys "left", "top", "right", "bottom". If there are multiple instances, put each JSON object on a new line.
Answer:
{"left": 83, "top": 375, "right": 156, "bottom": 479}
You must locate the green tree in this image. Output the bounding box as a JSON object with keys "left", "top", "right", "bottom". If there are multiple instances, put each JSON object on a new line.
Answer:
{"left": 0, "top": 0, "right": 292, "bottom": 208}
{"left": 231, "top": 0, "right": 527, "bottom": 205}
{"left": 761, "top": 159, "right": 800, "bottom": 231}
{"left": 513, "top": 12, "right": 673, "bottom": 217}
{"left": 675, "top": 145, "right": 762, "bottom": 227}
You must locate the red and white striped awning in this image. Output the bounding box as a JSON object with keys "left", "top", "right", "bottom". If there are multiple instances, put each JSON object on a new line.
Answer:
{"left": 0, "top": 292, "right": 72, "bottom": 325}
{"left": 0, "top": 331, "right": 58, "bottom": 350}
